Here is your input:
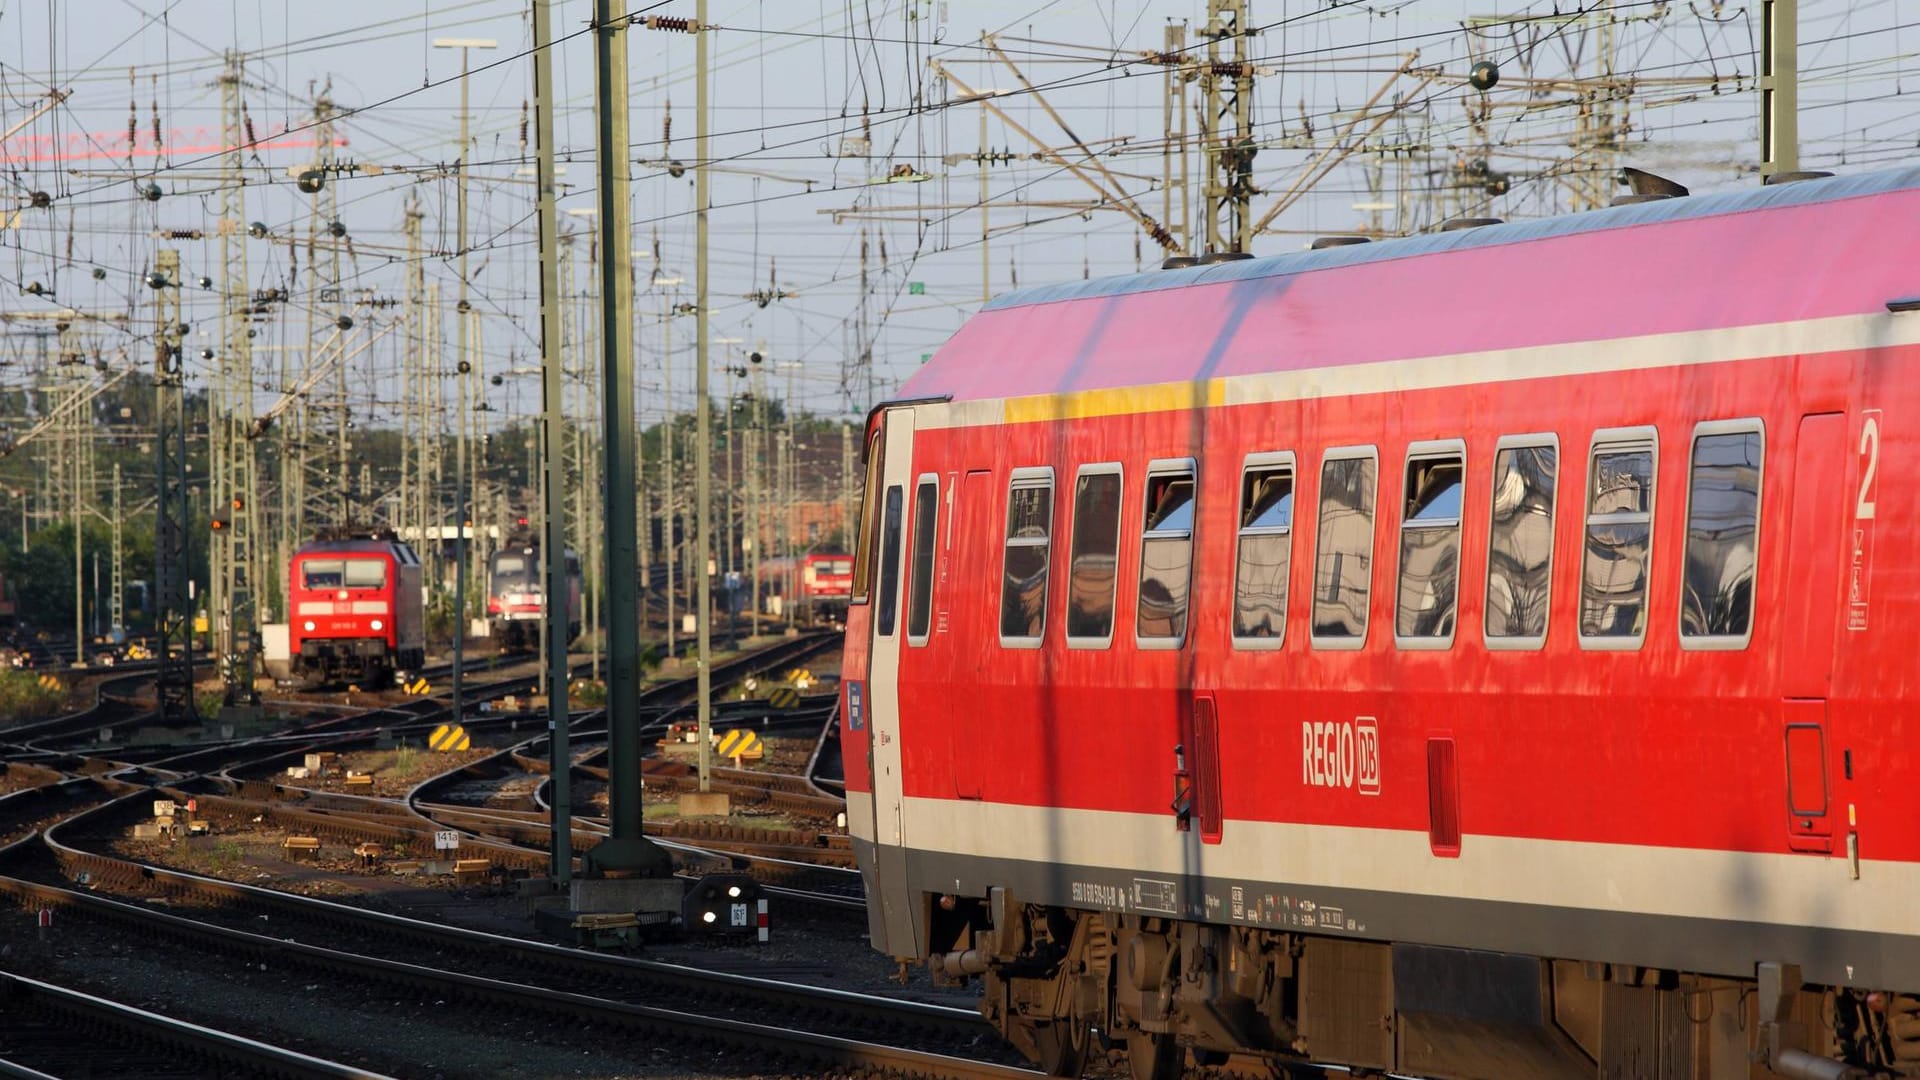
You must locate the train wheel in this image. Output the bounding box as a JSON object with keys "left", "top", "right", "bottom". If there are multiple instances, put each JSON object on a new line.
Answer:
{"left": 1032, "top": 1019, "right": 1091, "bottom": 1078}
{"left": 1125, "top": 1032, "right": 1180, "bottom": 1080}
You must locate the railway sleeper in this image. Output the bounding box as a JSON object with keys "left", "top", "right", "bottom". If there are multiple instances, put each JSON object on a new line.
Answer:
{"left": 930, "top": 893, "right": 1898, "bottom": 1079}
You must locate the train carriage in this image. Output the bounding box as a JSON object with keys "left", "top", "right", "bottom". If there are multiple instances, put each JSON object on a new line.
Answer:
{"left": 289, "top": 536, "right": 425, "bottom": 687}
{"left": 755, "top": 552, "right": 854, "bottom": 623}
{"left": 839, "top": 168, "right": 1920, "bottom": 1079}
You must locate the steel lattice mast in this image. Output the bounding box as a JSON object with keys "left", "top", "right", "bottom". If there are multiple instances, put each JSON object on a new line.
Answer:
{"left": 213, "top": 52, "right": 260, "bottom": 717}
{"left": 150, "top": 249, "right": 195, "bottom": 723}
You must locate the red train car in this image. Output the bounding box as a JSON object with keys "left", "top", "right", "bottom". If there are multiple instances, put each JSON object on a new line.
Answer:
{"left": 289, "top": 537, "right": 424, "bottom": 687}
{"left": 755, "top": 552, "right": 853, "bottom": 622}
{"left": 840, "top": 169, "right": 1920, "bottom": 1079}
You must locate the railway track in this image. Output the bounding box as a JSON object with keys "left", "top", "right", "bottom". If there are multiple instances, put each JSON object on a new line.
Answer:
{"left": 0, "top": 631, "right": 973, "bottom": 1077}
{"left": 0, "top": 971, "right": 394, "bottom": 1080}
{"left": 0, "top": 790, "right": 1028, "bottom": 1079}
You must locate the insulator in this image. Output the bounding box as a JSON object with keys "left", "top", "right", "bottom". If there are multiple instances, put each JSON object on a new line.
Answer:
{"left": 646, "top": 15, "right": 700, "bottom": 33}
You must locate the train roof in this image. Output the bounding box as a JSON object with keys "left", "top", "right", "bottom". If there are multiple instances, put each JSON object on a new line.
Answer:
{"left": 903, "top": 165, "right": 1920, "bottom": 409}
{"left": 293, "top": 539, "right": 413, "bottom": 557}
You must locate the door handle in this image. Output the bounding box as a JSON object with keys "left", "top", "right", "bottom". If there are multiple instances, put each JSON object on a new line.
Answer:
{"left": 1171, "top": 742, "right": 1192, "bottom": 831}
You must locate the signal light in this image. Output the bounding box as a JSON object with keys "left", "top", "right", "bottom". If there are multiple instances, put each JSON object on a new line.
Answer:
{"left": 231, "top": 497, "right": 244, "bottom": 510}
{"left": 210, "top": 518, "right": 226, "bottom": 531}
{"left": 516, "top": 516, "right": 528, "bottom": 527}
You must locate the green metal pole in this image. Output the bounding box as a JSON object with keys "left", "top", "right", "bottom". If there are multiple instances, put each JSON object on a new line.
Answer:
{"left": 587, "top": 0, "right": 669, "bottom": 875}
{"left": 694, "top": 0, "right": 714, "bottom": 795}
{"left": 532, "top": 0, "right": 573, "bottom": 888}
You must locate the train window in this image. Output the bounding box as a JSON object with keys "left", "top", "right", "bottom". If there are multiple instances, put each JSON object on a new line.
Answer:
{"left": 302, "top": 560, "right": 345, "bottom": 589}
{"left": 1232, "top": 453, "right": 1294, "bottom": 648}
{"left": 999, "top": 469, "right": 1055, "bottom": 647}
{"left": 1485, "top": 437, "right": 1559, "bottom": 648}
{"left": 343, "top": 560, "right": 387, "bottom": 589}
{"left": 1396, "top": 443, "right": 1465, "bottom": 648}
{"left": 1136, "top": 459, "right": 1196, "bottom": 648}
{"left": 1311, "top": 448, "right": 1378, "bottom": 648}
{"left": 850, "top": 430, "right": 884, "bottom": 605}
{"left": 1066, "top": 464, "right": 1123, "bottom": 647}
{"left": 1580, "top": 429, "right": 1658, "bottom": 647}
{"left": 1681, "top": 421, "right": 1764, "bottom": 648}
{"left": 876, "top": 485, "right": 904, "bottom": 637}
{"left": 906, "top": 476, "right": 939, "bottom": 644}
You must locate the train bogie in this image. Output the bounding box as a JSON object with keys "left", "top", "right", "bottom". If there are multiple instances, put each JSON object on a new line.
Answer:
{"left": 840, "top": 169, "right": 1920, "bottom": 1078}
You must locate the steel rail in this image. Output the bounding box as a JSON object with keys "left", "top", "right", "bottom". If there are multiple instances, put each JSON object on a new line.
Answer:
{"left": 0, "top": 971, "right": 397, "bottom": 1080}
{"left": 9, "top": 794, "right": 1023, "bottom": 1080}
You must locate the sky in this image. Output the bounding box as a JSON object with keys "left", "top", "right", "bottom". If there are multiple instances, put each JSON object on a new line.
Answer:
{"left": 0, "top": 0, "right": 1910, "bottom": 435}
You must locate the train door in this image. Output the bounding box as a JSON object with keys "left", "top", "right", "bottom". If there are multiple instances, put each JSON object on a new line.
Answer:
{"left": 865, "top": 407, "right": 920, "bottom": 954}
{"left": 949, "top": 469, "right": 995, "bottom": 799}
{"left": 1779, "top": 413, "right": 1846, "bottom": 853}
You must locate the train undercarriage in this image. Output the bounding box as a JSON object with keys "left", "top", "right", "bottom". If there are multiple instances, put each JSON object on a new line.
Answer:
{"left": 925, "top": 891, "right": 1917, "bottom": 1079}
{"left": 295, "top": 639, "right": 421, "bottom": 690}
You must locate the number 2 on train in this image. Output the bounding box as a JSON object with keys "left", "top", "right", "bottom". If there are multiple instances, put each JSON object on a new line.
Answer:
{"left": 1856, "top": 412, "right": 1880, "bottom": 520}
{"left": 1848, "top": 410, "right": 1881, "bottom": 632}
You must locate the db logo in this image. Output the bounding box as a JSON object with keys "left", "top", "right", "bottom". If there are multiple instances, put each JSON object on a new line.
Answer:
{"left": 1303, "top": 715, "right": 1381, "bottom": 796}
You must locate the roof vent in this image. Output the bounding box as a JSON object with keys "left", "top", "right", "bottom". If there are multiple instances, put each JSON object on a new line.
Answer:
{"left": 1611, "top": 193, "right": 1675, "bottom": 207}
{"left": 1161, "top": 256, "right": 1199, "bottom": 270}
{"left": 1310, "top": 235, "right": 1371, "bottom": 250}
{"left": 1197, "top": 251, "right": 1254, "bottom": 265}
{"left": 1619, "top": 167, "right": 1688, "bottom": 198}
{"left": 1763, "top": 170, "right": 1835, "bottom": 186}
{"left": 1439, "top": 217, "right": 1503, "bottom": 232}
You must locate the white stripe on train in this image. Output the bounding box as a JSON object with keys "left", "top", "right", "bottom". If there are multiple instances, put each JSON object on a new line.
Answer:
{"left": 847, "top": 790, "right": 1911, "bottom": 938}
{"left": 913, "top": 309, "right": 1920, "bottom": 430}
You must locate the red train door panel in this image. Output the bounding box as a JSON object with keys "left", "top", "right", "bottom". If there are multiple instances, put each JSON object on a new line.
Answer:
{"left": 1780, "top": 412, "right": 1845, "bottom": 852}
{"left": 949, "top": 470, "right": 994, "bottom": 799}
{"left": 1190, "top": 693, "right": 1224, "bottom": 843}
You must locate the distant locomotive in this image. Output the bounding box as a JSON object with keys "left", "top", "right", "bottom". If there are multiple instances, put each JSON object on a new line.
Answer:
{"left": 485, "top": 543, "right": 581, "bottom": 648}
{"left": 289, "top": 536, "right": 424, "bottom": 687}
{"left": 755, "top": 552, "right": 853, "bottom": 623}
{"left": 842, "top": 168, "right": 1920, "bottom": 1079}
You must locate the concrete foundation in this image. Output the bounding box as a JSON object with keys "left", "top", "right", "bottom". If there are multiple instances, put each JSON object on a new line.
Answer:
{"left": 569, "top": 875, "right": 685, "bottom": 916}
{"left": 677, "top": 791, "right": 732, "bottom": 817}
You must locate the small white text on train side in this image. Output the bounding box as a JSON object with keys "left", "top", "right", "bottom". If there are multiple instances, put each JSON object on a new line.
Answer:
{"left": 1302, "top": 717, "right": 1380, "bottom": 796}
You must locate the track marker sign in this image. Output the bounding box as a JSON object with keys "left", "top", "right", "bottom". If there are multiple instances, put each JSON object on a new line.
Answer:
{"left": 716, "top": 729, "right": 763, "bottom": 762}
{"left": 434, "top": 830, "right": 460, "bottom": 851}
{"left": 768, "top": 685, "right": 800, "bottom": 710}
{"left": 428, "top": 724, "right": 471, "bottom": 751}
{"left": 405, "top": 676, "right": 431, "bottom": 696}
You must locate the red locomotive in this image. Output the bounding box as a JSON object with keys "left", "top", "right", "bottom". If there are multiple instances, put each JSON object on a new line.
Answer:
{"left": 289, "top": 536, "right": 425, "bottom": 687}
{"left": 840, "top": 168, "right": 1920, "bottom": 1079}
{"left": 755, "top": 552, "right": 853, "bottom": 622}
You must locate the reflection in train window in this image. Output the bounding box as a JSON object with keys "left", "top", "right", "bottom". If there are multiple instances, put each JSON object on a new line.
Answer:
{"left": 1485, "top": 441, "right": 1558, "bottom": 645}
{"left": 1066, "top": 466, "right": 1123, "bottom": 645}
{"left": 1137, "top": 463, "right": 1196, "bottom": 645}
{"left": 1312, "top": 450, "right": 1378, "bottom": 646}
{"left": 1397, "top": 447, "right": 1464, "bottom": 645}
{"left": 999, "top": 471, "right": 1054, "bottom": 644}
{"left": 1233, "top": 457, "right": 1293, "bottom": 645}
{"left": 876, "top": 485, "right": 904, "bottom": 637}
{"left": 1682, "top": 424, "right": 1762, "bottom": 645}
{"left": 906, "top": 478, "right": 939, "bottom": 643}
{"left": 1580, "top": 434, "right": 1656, "bottom": 644}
